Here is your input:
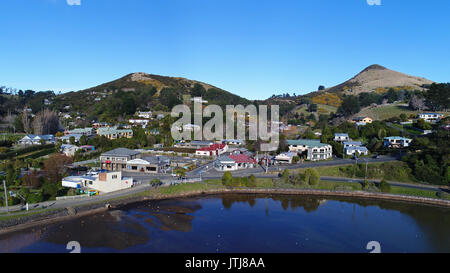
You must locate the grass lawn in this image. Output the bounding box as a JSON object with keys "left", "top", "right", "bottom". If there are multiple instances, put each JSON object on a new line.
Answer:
{"left": 288, "top": 161, "right": 417, "bottom": 184}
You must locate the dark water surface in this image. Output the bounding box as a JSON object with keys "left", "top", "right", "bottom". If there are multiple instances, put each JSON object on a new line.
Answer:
{"left": 1, "top": 194, "right": 449, "bottom": 253}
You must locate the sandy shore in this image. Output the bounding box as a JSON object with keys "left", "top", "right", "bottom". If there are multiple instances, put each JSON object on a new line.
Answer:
{"left": 1, "top": 188, "right": 450, "bottom": 236}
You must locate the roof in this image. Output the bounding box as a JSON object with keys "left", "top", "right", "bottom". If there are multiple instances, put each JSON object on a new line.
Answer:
{"left": 334, "top": 133, "right": 349, "bottom": 137}
{"left": 228, "top": 153, "right": 255, "bottom": 164}
{"left": 287, "top": 139, "right": 330, "bottom": 148}
{"left": 346, "top": 146, "right": 368, "bottom": 152}
{"left": 419, "top": 113, "right": 443, "bottom": 115}
{"left": 101, "top": 148, "right": 141, "bottom": 157}
{"left": 198, "top": 143, "right": 227, "bottom": 151}
{"left": 276, "top": 152, "right": 297, "bottom": 158}
{"left": 384, "top": 136, "right": 412, "bottom": 141}
{"left": 343, "top": 141, "right": 362, "bottom": 146}
{"left": 216, "top": 155, "right": 234, "bottom": 163}
{"left": 97, "top": 127, "right": 133, "bottom": 135}
{"left": 191, "top": 140, "right": 214, "bottom": 146}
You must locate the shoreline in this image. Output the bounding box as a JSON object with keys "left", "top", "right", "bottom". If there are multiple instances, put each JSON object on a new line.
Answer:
{"left": 1, "top": 188, "right": 450, "bottom": 236}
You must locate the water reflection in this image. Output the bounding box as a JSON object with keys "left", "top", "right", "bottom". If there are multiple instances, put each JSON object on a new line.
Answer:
{"left": 0, "top": 194, "right": 449, "bottom": 253}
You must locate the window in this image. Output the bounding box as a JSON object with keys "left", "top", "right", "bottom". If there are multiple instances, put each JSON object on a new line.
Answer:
{"left": 112, "top": 175, "right": 118, "bottom": 179}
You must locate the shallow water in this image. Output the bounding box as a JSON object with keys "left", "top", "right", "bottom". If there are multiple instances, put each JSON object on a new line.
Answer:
{"left": 0, "top": 194, "right": 449, "bottom": 253}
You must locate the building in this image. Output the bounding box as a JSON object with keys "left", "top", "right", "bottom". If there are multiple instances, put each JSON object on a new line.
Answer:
{"left": 137, "top": 111, "right": 152, "bottom": 119}
{"left": 126, "top": 156, "right": 171, "bottom": 174}
{"left": 59, "top": 133, "right": 83, "bottom": 144}
{"left": 352, "top": 116, "right": 373, "bottom": 124}
{"left": 60, "top": 144, "right": 80, "bottom": 157}
{"left": 186, "top": 140, "right": 214, "bottom": 149}
{"left": 343, "top": 141, "right": 363, "bottom": 149}
{"left": 383, "top": 136, "right": 412, "bottom": 148}
{"left": 287, "top": 139, "right": 332, "bottom": 161}
{"left": 92, "top": 122, "right": 111, "bottom": 129}
{"left": 334, "top": 133, "right": 350, "bottom": 142}
{"left": 191, "top": 97, "right": 208, "bottom": 104}
{"left": 100, "top": 148, "right": 141, "bottom": 171}
{"left": 66, "top": 127, "right": 95, "bottom": 136}
{"left": 345, "top": 146, "right": 368, "bottom": 156}
{"left": 221, "top": 139, "right": 245, "bottom": 146}
{"left": 275, "top": 152, "right": 297, "bottom": 164}
{"left": 214, "top": 154, "right": 256, "bottom": 171}
{"left": 97, "top": 127, "right": 133, "bottom": 139}
{"left": 417, "top": 113, "right": 444, "bottom": 123}
{"left": 129, "top": 119, "right": 149, "bottom": 127}
{"left": 17, "top": 135, "right": 56, "bottom": 146}
{"left": 195, "top": 143, "right": 228, "bottom": 156}
{"left": 62, "top": 171, "right": 133, "bottom": 193}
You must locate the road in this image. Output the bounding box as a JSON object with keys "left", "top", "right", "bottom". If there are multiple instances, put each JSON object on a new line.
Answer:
{"left": 2, "top": 155, "right": 444, "bottom": 215}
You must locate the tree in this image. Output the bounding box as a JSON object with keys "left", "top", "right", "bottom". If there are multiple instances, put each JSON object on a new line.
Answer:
{"left": 305, "top": 168, "right": 320, "bottom": 185}
{"left": 318, "top": 85, "right": 325, "bottom": 91}
{"left": 79, "top": 135, "right": 87, "bottom": 146}
{"left": 281, "top": 169, "right": 290, "bottom": 183}
{"left": 43, "top": 154, "right": 73, "bottom": 184}
{"left": 409, "top": 95, "right": 426, "bottom": 111}
{"left": 308, "top": 104, "right": 318, "bottom": 112}
{"left": 69, "top": 136, "right": 76, "bottom": 145}
{"left": 191, "top": 83, "right": 206, "bottom": 97}
{"left": 378, "top": 179, "right": 391, "bottom": 193}
{"left": 222, "top": 171, "right": 233, "bottom": 186}
{"left": 337, "top": 96, "right": 360, "bottom": 117}
{"left": 246, "top": 174, "right": 257, "bottom": 187}
{"left": 425, "top": 83, "right": 450, "bottom": 111}
{"left": 32, "top": 109, "right": 61, "bottom": 135}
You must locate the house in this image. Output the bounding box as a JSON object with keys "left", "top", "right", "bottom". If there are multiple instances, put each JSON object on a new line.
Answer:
{"left": 156, "top": 114, "right": 165, "bottom": 120}
{"left": 187, "top": 140, "right": 214, "bottom": 149}
{"left": 334, "top": 133, "right": 349, "bottom": 142}
{"left": 129, "top": 119, "right": 149, "bottom": 127}
{"left": 287, "top": 139, "right": 332, "bottom": 161}
{"left": 355, "top": 122, "right": 367, "bottom": 127}
{"left": 352, "top": 116, "right": 373, "bottom": 124}
{"left": 214, "top": 154, "right": 256, "bottom": 171}
{"left": 59, "top": 133, "right": 83, "bottom": 144}
{"left": 345, "top": 146, "right": 369, "bottom": 156}
{"left": 417, "top": 113, "right": 444, "bottom": 123}
{"left": 195, "top": 143, "right": 228, "bottom": 156}
{"left": 137, "top": 111, "right": 152, "bottom": 119}
{"left": 80, "top": 145, "right": 95, "bottom": 151}
{"left": 97, "top": 127, "right": 133, "bottom": 139}
{"left": 92, "top": 122, "right": 111, "bottom": 129}
{"left": 100, "top": 148, "right": 141, "bottom": 171}
{"left": 17, "top": 135, "right": 56, "bottom": 146}
{"left": 275, "top": 152, "right": 297, "bottom": 164}
{"left": 343, "top": 141, "right": 363, "bottom": 148}
{"left": 66, "top": 127, "right": 95, "bottom": 136}
{"left": 60, "top": 144, "right": 80, "bottom": 157}
{"left": 126, "top": 156, "right": 171, "bottom": 174}
{"left": 62, "top": 171, "right": 134, "bottom": 193}
{"left": 383, "top": 136, "right": 412, "bottom": 148}
{"left": 221, "top": 139, "right": 245, "bottom": 146}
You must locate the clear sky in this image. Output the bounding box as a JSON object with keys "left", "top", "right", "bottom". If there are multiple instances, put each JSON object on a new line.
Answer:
{"left": 0, "top": 0, "right": 449, "bottom": 100}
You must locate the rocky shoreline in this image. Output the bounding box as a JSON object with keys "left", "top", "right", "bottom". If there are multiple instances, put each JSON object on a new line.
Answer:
{"left": 1, "top": 188, "right": 450, "bottom": 236}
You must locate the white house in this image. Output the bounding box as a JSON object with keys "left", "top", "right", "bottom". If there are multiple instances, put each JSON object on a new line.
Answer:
{"left": 334, "top": 133, "right": 349, "bottom": 142}
{"left": 417, "top": 113, "right": 444, "bottom": 123}
{"left": 191, "top": 97, "right": 208, "bottom": 104}
{"left": 137, "top": 111, "right": 152, "bottom": 119}
{"left": 18, "top": 135, "right": 55, "bottom": 146}
{"left": 384, "top": 136, "right": 412, "bottom": 148}
{"left": 214, "top": 153, "right": 256, "bottom": 171}
{"left": 275, "top": 152, "right": 297, "bottom": 164}
{"left": 62, "top": 171, "right": 133, "bottom": 194}
{"left": 345, "top": 146, "right": 368, "bottom": 156}
{"left": 287, "top": 139, "right": 333, "bottom": 161}
{"left": 129, "top": 119, "right": 149, "bottom": 127}
{"left": 60, "top": 144, "right": 80, "bottom": 157}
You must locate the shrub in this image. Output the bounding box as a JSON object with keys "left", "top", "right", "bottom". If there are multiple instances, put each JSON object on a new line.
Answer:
{"left": 378, "top": 179, "right": 391, "bottom": 193}
{"left": 222, "top": 171, "right": 233, "bottom": 187}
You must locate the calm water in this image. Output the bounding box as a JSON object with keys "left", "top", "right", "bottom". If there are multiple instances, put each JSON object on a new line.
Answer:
{"left": 1, "top": 194, "right": 450, "bottom": 253}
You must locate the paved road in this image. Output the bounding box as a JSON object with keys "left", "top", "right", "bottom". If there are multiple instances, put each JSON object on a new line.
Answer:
{"left": 2, "top": 155, "right": 443, "bottom": 215}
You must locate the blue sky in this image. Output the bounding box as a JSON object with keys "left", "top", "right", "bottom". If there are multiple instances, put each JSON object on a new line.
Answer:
{"left": 0, "top": 0, "right": 449, "bottom": 100}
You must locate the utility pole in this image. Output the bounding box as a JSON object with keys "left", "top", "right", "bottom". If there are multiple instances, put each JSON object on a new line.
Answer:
{"left": 3, "top": 180, "right": 8, "bottom": 213}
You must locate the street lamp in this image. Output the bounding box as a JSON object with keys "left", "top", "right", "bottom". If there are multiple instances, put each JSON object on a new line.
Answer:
{"left": 3, "top": 180, "right": 8, "bottom": 213}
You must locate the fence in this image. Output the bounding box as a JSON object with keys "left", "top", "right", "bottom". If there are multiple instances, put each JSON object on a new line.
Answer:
{"left": 56, "top": 194, "right": 90, "bottom": 201}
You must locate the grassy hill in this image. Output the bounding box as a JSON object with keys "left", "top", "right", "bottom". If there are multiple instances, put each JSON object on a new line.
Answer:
{"left": 52, "top": 72, "right": 251, "bottom": 122}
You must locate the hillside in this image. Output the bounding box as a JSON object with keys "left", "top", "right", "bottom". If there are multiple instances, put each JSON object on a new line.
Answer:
{"left": 323, "top": 64, "right": 434, "bottom": 95}
{"left": 52, "top": 72, "right": 251, "bottom": 121}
